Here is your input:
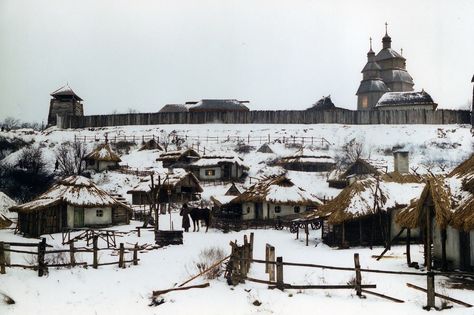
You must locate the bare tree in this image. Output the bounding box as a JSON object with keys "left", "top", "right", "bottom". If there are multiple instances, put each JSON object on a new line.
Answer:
{"left": 159, "top": 130, "right": 172, "bottom": 152}
{"left": 335, "top": 137, "right": 366, "bottom": 168}
{"left": 55, "top": 141, "right": 86, "bottom": 176}
{"left": 2, "top": 117, "right": 20, "bottom": 130}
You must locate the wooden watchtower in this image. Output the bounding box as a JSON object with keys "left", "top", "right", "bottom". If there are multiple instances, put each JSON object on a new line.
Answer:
{"left": 47, "top": 85, "right": 84, "bottom": 126}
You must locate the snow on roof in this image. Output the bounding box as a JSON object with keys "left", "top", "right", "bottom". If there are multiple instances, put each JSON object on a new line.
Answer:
{"left": 159, "top": 104, "right": 189, "bottom": 113}
{"left": 127, "top": 169, "right": 203, "bottom": 193}
{"left": 156, "top": 149, "right": 200, "bottom": 162}
{"left": 211, "top": 195, "right": 238, "bottom": 206}
{"left": 376, "top": 91, "right": 436, "bottom": 108}
{"left": 321, "top": 174, "right": 425, "bottom": 224}
{"left": 84, "top": 143, "right": 121, "bottom": 162}
{"left": 10, "top": 176, "right": 129, "bottom": 212}
{"left": 191, "top": 154, "right": 246, "bottom": 168}
{"left": 187, "top": 99, "right": 250, "bottom": 112}
{"left": 232, "top": 175, "right": 322, "bottom": 206}
{"left": 50, "top": 84, "right": 83, "bottom": 101}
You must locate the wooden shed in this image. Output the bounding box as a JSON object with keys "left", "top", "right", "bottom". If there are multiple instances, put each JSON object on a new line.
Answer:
{"left": 126, "top": 169, "right": 203, "bottom": 205}
{"left": 10, "top": 176, "right": 132, "bottom": 238}
{"left": 156, "top": 148, "right": 200, "bottom": 169}
{"left": 319, "top": 173, "right": 424, "bottom": 248}
{"left": 83, "top": 143, "right": 121, "bottom": 172}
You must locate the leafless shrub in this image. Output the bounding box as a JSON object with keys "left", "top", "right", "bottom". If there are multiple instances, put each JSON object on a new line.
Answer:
{"left": 55, "top": 141, "right": 86, "bottom": 176}
{"left": 234, "top": 141, "right": 255, "bottom": 154}
{"left": 193, "top": 247, "right": 226, "bottom": 280}
{"left": 1, "top": 117, "right": 20, "bottom": 130}
{"left": 17, "top": 146, "right": 45, "bottom": 175}
{"left": 113, "top": 141, "right": 135, "bottom": 155}
{"left": 45, "top": 251, "right": 69, "bottom": 268}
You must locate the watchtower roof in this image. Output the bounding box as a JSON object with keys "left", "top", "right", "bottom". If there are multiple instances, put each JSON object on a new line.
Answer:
{"left": 51, "top": 85, "right": 83, "bottom": 101}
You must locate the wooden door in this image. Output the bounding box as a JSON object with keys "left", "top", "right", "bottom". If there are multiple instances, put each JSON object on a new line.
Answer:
{"left": 74, "top": 208, "right": 84, "bottom": 227}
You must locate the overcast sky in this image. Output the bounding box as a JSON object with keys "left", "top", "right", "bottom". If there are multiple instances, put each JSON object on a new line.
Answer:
{"left": 1, "top": 0, "right": 473, "bottom": 122}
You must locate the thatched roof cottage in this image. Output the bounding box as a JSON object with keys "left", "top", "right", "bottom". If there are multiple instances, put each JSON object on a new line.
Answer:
{"left": 318, "top": 173, "right": 424, "bottom": 247}
{"left": 277, "top": 149, "right": 335, "bottom": 172}
{"left": 227, "top": 175, "right": 322, "bottom": 221}
{"left": 189, "top": 153, "right": 248, "bottom": 181}
{"left": 327, "top": 159, "right": 387, "bottom": 188}
{"left": 10, "top": 176, "right": 132, "bottom": 237}
{"left": 83, "top": 143, "right": 121, "bottom": 172}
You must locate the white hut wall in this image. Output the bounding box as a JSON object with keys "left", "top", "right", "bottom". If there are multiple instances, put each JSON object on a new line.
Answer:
{"left": 199, "top": 166, "right": 221, "bottom": 180}
{"left": 242, "top": 202, "right": 256, "bottom": 220}
{"left": 433, "top": 223, "right": 462, "bottom": 269}
{"left": 98, "top": 161, "right": 119, "bottom": 171}
{"left": 268, "top": 203, "right": 302, "bottom": 219}
{"left": 84, "top": 207, "right": 112, "bottom": 225}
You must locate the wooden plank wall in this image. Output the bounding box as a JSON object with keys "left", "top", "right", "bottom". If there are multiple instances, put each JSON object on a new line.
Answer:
{"left": 58, "top": 109, "right": 471, "bottom": 129}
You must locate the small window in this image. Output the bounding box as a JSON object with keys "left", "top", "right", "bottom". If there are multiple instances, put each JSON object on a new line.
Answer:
{"left": 88, "top": 159, "right": 95, "bottom": 166}
{"left": 294, "top": 206, "right": 300, "bottom": 213}
{"left": 246, "top": 206, "right": 251, "bottom": 214}
{"left": 205, "top": 169, "right": 216, "bottom": 176}
{"left": 274, "top": 206, "right": 281, "bottom": 213}
{"left": 96, "top": 209, "right": 103, "bottom": 217}
{"left": 361, "top": 96, "right": 369, "bottom": 109}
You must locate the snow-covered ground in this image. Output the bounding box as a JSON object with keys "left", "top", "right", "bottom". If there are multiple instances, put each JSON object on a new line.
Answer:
{"left": 1, "top": 212, "right": 474, "bottom": 315}
{"left": 0, "top": 123, "right": 473, "bottom": 314}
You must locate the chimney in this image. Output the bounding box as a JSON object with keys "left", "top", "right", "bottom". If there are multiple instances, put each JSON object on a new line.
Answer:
{"left": 393, "top": 149, "right": 409, "bottom": 174}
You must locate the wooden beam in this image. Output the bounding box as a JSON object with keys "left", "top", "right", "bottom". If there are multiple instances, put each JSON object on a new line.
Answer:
{"left": 406, "top": 228, "right": 411, "bottom": 265}
{"left": 407, "top": 283, "right": 472, "bottom": 308}
{"left": 361, "top": 289, "right": 404, "bottom": 303}
{"left": 153, "top": 283, "right": 210, "bottom": 297}
{"left": 376, "top": 228, "right": 405, "bottom": 261}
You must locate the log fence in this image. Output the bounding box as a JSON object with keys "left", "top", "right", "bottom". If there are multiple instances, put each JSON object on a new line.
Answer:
{"left": 0, "top": 238, "right": 141, "bottom": 277}
{"left": 226, "top": 236, "right": 472, "bottom": 310}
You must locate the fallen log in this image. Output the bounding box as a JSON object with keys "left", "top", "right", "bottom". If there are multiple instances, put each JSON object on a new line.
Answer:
{"left": 152, "top": 283, "right": 210, "bottom": 297}
{"left": 178, "top": 255, "right": 230, "bottom": 287}
{"left": 406, "top": 283, "right": 472, "bottom": 308}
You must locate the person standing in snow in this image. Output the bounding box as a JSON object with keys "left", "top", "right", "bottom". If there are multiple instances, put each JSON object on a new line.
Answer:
{"left": 180, "top": 203, "right": 191, "bottom": 232}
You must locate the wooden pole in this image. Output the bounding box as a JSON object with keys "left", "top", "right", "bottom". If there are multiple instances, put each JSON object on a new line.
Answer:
{"left": 69, "top": 242, "right": 76, "bottom": 267}
{"left": 0, "top": 241, "right": 5, "bottom": 274}
{"left": 354, "top": 253, "right": 363, "bottom": 297}
{"left": 276, "top": 256, "right": 284, "bottom": 291}
{"left": 119, "top": 243, "right": 125, "bottom": 268}
{"left": 133, "top": 244, "right": 138, "bottom": 266}
{"left": 441, "top": 229, "right": 447, "bottom": 271}
{"left": 305, "top": 224, "right": 309, "bottom": 246}
{"left": 93, "top": 235, "right": 98, "bottom": 269}
{"left": 425, "top": 206, "right": 435, "bottom": 310}
{"left": 38, "top": 238, "right": 46, "bottom": 277}
{"left": 406, "top": 228, "right": 411, "bottom": 265}
{"left": 265, "top": 244, "right": 270, "bottom": 273}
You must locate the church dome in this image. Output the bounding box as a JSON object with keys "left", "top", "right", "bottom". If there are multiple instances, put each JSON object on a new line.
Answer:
{"left": 384, "top": 69, "right": 414, "bottom": 85}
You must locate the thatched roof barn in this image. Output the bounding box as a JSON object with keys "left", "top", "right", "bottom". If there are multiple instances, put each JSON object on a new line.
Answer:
{"left": 319, "top": 173, "right": 424, "bottom": 247}
{"left": 189, "top": 153, "right": 248, "bottom": 181}
{"left": 84, "top": 143, "right": 121, "bottom": 171}
{"left": 126, "top": 169, "right": 203, "bottom": 205}
{"left": 10, "top": 176, "right": 132, "bottom": 237}
{"left": 277, "top": 149, "right": 335, "bottom": 172}
{"left": 306, "top": 95, "right": 336, "bottom": 111}
{"left": 156, "top": 148, "right": 200, "bottom": 168}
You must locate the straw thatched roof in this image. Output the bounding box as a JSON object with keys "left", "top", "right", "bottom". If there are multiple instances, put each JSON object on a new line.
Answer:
{"left": 126, "top": 169, "right": 203, "bottom": 194}
{"left": 84, "top": 143, "right": 121, "bottom": 162}
{"left": 327, "top": 159, "right": 386, "bottom": 183}
{"left": 138, "top": 139, "right": 163, "bottom": 151}
{"left": 156, "top": 148, "right": 200, "bottom": 163}
{"left": 320, "top": 174, "right": 424, "bottom": 225}
{"left": 278, "top": 148, "right": 335, "bottom": 165}
{"left": 397, "top": 155, "right": 474, "bottom": 230}
{"left": 10, "top": 176, "right": 131, "bottom": 213}
{"left": 231, "top": 175, "right": 322, "bottom": 206}
{"left": 395, "top": 176, "right": 452, "bottom": 229}
{"left": 0, "top": 214, "right": 12, "bottom": 228}
{"left": 190, "top": 153, "right": 247, "bottom": 168}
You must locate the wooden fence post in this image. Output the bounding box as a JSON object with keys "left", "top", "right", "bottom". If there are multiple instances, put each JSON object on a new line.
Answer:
{"left": 249, "top": 232, "right": 254, "bottom": 261}
{"left": 0, "top": 241, "right": 5, "bottom": 274}
{"left": 426, "top": 272, "right": 435, "bottom": 310}
{"left": 269, "top": 245, "right": 275, "bottom": 282}
{"left": 119, "top": 243, "right": 125, "bottom": 268}
{"left": 93, "top": 235, "right": 98, "bottom": 269}
{"left": 276, "top": 256, "right": 284, "bottom": 290}
{"left": 265, "top": 244, "right": 270, "bottom": 273}
{"left": 69, "top": 242, "right": 76, "bottom": 267}
{"left": 133, "top": 244, "right": 138, "bottom": 266}
{"left": 38, "top": 238, "right": 46, "bottom": 277}
{"left": 137, "top": 227, "right": 141, "bottom": 238}
{"left": 354, "top": 253, "right": 362, "bottom": 297}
